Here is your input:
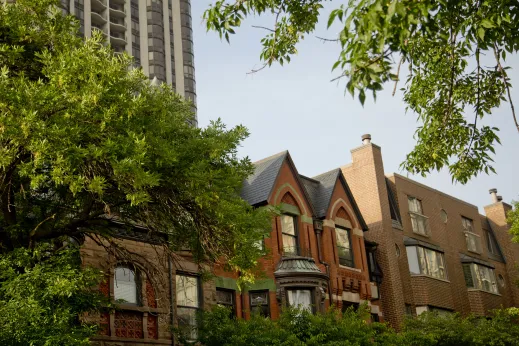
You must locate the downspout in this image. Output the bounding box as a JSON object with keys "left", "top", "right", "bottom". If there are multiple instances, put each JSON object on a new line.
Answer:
{"left": 314, "top": 220, "right": 333, "bottom": 307}
{"left": 238, "top": 271, "right": 246, "bottom": 319}
{"left": 168, "top": 256, "right": 175, "bottom": 346}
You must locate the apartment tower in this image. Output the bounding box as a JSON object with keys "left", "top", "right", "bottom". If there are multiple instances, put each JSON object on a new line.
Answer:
{"left": 61, "top": 0, "right": 197, "bottom": 123}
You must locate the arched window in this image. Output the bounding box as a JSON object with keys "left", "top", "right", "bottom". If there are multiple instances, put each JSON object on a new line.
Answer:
{"left": 114, "top": 266, "right": 139, "bottom": 305}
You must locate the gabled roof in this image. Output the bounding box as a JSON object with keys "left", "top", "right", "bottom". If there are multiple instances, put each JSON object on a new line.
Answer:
{"left": 302, "top": 169, "right": 368, "bottom": 231}
{"left": 240, "top": 151, "right": 315, "bottom": 214}
{"left": 241, "top": 151, "right": 288, "bottom": 206}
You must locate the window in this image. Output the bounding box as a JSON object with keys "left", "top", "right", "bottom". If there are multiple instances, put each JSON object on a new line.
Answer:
{"left": 114, "top": 266, "right": 139, "bottom": 304}
{"left": 281, "top": 214, "right": 298, "bottom": 255}
{"left": 336, "top": 226, "right": 354, "bottom": 267}
{"left": 371, "top": 313, "right": 380, "bottom": 322}
{"left": 216, "top": 289, "right": 235, "bottom": 318}
{"left": 342, "top": 301, "right": 359, "bottom": 313}
{"left": 287, "top": 289, "right": 312, "bottom": 312}
{"left": 408, "top": 197, "right": 429, "bottom": 236}
{"left": 176, "top": 274, "right": 199, "bottom": 340}
{"left": 462, "top": 217, "right": 481, "bottom": 253}
{"left": 486, "top": 230, "right": 500, "bottom": 256}
{"left": 406, "top": 246, "right": 447, "bottom": 280}
{"left": 250, "top": 290, "right": 270, "bottom": 317}
{"left": 462, "top": 263, "right": 498, "bottom": 294}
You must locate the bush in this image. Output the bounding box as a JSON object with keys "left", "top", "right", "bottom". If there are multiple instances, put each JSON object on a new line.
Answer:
{"left": 192, "top": 306, "right": 519, "bottom": 346}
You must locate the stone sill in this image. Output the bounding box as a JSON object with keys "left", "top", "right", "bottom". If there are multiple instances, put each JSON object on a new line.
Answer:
{"left": 339, "top": 265, "right": 361, "bottom": 273}
{"left": 410, "top": 274, "right": 450, "bottom": 284}
{"left": 116, "top": 304, "right": 167, "bottom": 314}
{"left": 92, "top": 336, "right": 171, "bottom": 344}
{"left": 467, "top": 288, "right": 501, "bottom": 297}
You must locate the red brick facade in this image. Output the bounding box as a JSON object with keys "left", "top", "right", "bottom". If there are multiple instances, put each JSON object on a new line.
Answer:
{"left": 342, "top": 135, "right": 519, "bottom": 329}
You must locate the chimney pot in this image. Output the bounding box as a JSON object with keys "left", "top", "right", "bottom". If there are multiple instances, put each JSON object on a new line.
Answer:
{"left": 489, "top": 188, "right": 498, "bottom": 203}
{"left": 362, "top": 134, "right": 372, "bottom": 145}
{"left": 497, "top": 195, "right": 503, "bottom": 202}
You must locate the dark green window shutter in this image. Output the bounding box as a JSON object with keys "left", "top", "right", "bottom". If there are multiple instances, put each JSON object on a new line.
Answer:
{"left": 462, "top": 263, "right": 474, "bottom": 287}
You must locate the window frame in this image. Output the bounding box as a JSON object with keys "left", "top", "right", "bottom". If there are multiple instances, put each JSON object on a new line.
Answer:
{"left": 286, "top": 288, "right": 315, "bottom": 313}
{"left": 407, "top": 196, "right": 429, "bottom": 236}
{"left": 114, "top": 265, "right": 140, "bottom": 306}
{"left": 216, "top": 288, "right": 236, "bottom": 318}
{"left": 463, "top": 263, "right": 498, "bottom": 294}
{"left": 461, "top": 217, "right": 482, "bottom": 253}
{"left": 249, "top": 290, "right": 271, "bottom": 317}
{"left": 335, "top": 226, "right": 355, "bottom": 268}
{"left": 406, "top": 246, "right": 447, "bottom": 280}
{"left": 176, "top": 273, "right": 201, "bottom": 340}
{"left": 281, "top": 214, "right": 299, "bottom": 256}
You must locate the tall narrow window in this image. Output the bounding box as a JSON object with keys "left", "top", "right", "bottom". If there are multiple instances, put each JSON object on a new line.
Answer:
{"left": 281, "top": 214, "right": 298, "bottom": 256}
{"left": 176, "top": 274, "right": 199, "bottom": 340}
{"left": 486, "top": 230, "right": 500, "bottom": 256}
{"left": 287, "top": 289, "right": 312, "bottom": 312}
{"left": 462, "top": 217, "right": 481, "bottom": 253}
{"left": 336, "top": 226, "right": 354, "bottom": 267}
{"left": 216, "top": 289, "right": 236, "bottom": 318}
{"left": 250, "top": 290, "right": 270, "bottom": 317}
{"left": 406, "top": 246, "right": 447, "bottom": 280}
{"left": 114, "top": 266, "right": 139, "bottom": 304}
{"left": 408, "top": 197, "right": 429, "bottom": 236}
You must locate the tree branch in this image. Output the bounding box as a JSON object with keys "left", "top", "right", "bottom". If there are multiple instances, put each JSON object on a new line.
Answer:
{"left": 251, "top": 25, "right": 274, "bottom": 32}
{"left": 493, "top": 44, "right": 519, "bottom": 133}
{"left": 392, "top": 55, "right": 404, "bottom": 96}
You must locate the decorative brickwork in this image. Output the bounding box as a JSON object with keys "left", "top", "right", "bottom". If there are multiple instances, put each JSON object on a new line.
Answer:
{"left": 147, "top": 314, "right": 159, "bottom": 339}
{"left": 281, "top": 192, "right": 298, "bottom": 208}
{"left": 336, "top": 207, "right": 349, "bottom": 220}
{"left": 99, "top": 278, "right": 109, "bottom": 298}
{"left": 114, "top": 311, "right": 143, "bottom": 339}
{"left": 146, "top": 280, "right": 157, "bottom": 308}
{"left": 99, "top": 312, "right": 110, "bottom": 336}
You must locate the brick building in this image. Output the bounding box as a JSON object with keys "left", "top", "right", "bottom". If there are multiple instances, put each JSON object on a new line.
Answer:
{"left": 82, "top": 136, "right": 518, "bottom": 344}
{"left": 341, "top": 134, "right": 519, "bottom": 329}
{"left": 213, "top": 151, "right": 382, "bottom": 322}
{"left": 83, "top": 149, "right": 382, "bottom": 345}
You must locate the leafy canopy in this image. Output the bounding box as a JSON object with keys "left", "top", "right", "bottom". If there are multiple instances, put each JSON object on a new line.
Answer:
{"left": 204, "top": 0, "right": 519, "bottom": 184}
{"left": 0, "top": 0, "right": 270, "bottom": 343}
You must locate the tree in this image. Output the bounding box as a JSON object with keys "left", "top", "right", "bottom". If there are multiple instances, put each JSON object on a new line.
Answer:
{"left": 204, "top": 0, "right": 518, "bottom": 185}
{"left": 0, "top": 0, "right": 270, "bottom": 343}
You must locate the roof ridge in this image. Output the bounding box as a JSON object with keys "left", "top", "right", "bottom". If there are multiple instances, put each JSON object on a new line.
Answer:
{"left": 312, "top": 167, "right": 340, "bottom": 180}
{"left": 251, "top": 150, "right": 288, "bottom": 165}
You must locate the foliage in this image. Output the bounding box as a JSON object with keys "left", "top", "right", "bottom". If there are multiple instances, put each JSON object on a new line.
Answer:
{"left": 195, "top": 306, "right": 519, "bottom": 346}
{"left": 195, "top": 304, "right": 399, "bottom": 346}
{"left": 204, "top": 0, "right": 519, "bottom": 184}
{"left": 401, "top": 308, "right": 519, "bottom": 346}
{"left": 508, "top": 201, "right": 519, "bottom": 243}
{"left": 1, "top": 0, "right": 271, "bottom": 343}
{"left": 0, "top": 245, "right": 107, "bottom": 345}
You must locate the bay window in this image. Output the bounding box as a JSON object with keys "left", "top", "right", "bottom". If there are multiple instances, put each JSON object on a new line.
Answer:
{"left": 406, "top": 246, "right": 447, "bottom": 280}
{"left": 462, "top": 263, "right": 498, "bottom": 294}
{"left": 287, "top": 289, "right": 313, "bottom": 312}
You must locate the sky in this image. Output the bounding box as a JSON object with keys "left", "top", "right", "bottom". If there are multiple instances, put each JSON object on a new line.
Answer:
{"left": 190, "top": 1, "right": 519, "bottom": 214}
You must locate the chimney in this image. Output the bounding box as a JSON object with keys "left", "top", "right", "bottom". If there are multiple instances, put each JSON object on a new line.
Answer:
{"left": 489, "top": 188, "right": 498, "bottom": 203}
{"left": 362, "top": 134, "right": 372, "bottom": 145}
{"left": 497, "top": 196, "right": 503, "bottom": 202}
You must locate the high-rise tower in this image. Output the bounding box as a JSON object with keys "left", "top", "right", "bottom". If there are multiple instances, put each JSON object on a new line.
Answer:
{"left": 61, "top": 0, "right": 197, "bottom": 123}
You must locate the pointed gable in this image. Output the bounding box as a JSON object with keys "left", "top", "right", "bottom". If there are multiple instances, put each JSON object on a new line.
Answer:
{"left": 240, "top": 151, "right": 288, "bottom": 206}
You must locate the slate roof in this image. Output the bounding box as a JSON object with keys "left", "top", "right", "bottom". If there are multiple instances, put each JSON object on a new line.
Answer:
{"left": 300, "top": 169, "right": 341, "bottom": 218}
{"left": 240, "top": 151, "right": 367, "bottom": 231}
{"left": 240, "top": 151, "right": 288, "bottom": 206}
